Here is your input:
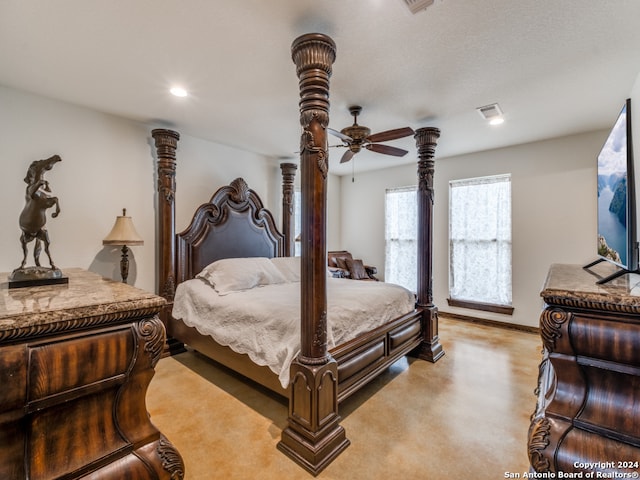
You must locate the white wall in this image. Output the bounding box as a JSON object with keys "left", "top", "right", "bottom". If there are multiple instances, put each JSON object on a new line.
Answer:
{"left": 340, "top": 130, "right": 607, "bottom": 328}
{"left": 278, "top": 169, "right": 342, "bottom": 253}
{"left": 327, "top": 173, "right": 342, "bottom": 251}
{"left": 6, "top": 81, "right": 633, "bottom": 329}
{"left": 0, "top": 85, "right": 282, "bottom": 293}
{"left": 166, "top": 134, "right": 279, "bottom": 235}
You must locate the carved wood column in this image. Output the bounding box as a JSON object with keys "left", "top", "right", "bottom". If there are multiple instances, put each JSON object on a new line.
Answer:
{"left": 278, "top": 33, "right": 349, "bottom": 476}
{"left": 152, "top": 129, "right": 179, "bottom": 303}
{"left": 414, "top": 127, "right": 445, "bottom": 362}
{"left": 280, "top": 162, "right": 298, "bottom": 256}
{"left": 151, "top": 129, "right": 183, "bottom": 355}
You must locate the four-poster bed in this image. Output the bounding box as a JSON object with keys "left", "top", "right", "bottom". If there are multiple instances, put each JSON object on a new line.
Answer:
{"left": 151, "top": 33, "right": 442, "bottom": 475}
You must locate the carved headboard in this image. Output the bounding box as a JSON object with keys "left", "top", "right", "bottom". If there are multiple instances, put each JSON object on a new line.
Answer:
{"left": 175, "top": 177, "right": 285, "bottom": 284}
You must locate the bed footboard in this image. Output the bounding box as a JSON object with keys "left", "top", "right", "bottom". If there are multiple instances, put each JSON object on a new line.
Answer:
{"left": 330, "top": 310, "right": 423, "bottom": 403}
{"left": 168, "top": 309, "right": 424, "bottom": 405}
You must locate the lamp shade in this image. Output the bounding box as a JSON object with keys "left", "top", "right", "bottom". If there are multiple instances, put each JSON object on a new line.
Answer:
{"left": 103, "top": 209, "right": 144, "bottom": 246}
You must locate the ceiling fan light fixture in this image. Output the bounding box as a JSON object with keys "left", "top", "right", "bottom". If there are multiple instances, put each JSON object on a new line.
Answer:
{"left": 341, "top": 124, "right": 371, "bottom": 141}
{"left": 330, "top": 105, "right": 414, "bottom": 164}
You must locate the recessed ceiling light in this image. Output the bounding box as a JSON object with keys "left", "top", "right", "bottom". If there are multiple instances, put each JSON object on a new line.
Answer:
{"left": 170, "top": 87, "right": 188, "bottom": 97}
{"left": 489, "top": 117, "right": 505, "bottom": 126}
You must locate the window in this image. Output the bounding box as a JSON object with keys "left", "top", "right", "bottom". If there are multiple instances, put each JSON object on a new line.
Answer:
{"left": 385, "top": 186, "right": 417, "bottom": 291}
{"left": 448, "top": 174, "right": 513, "bottom": 313}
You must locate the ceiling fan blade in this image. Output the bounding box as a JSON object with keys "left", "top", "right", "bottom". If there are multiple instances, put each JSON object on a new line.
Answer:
{"left": 366, "top": 143, "right": 409, "bottom": 157}
{"left": 328, "top": 128, "right": 353, "bottom": 142}
{"left": 367, "top": 127, "right": 415, "bottom": 143}
{"left": 340, "top": 149, "right": 355, "bottom": 163}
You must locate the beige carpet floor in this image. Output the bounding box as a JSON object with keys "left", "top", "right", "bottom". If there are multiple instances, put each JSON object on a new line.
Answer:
{"left": 146, "top": 316, "right": 542, "bottom": 479}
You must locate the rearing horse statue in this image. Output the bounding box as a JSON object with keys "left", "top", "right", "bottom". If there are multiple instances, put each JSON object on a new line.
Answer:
{"left": 18, "top": 155, "right": 61, "bottom": 270}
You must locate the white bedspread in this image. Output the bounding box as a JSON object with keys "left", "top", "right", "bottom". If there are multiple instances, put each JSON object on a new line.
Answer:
{"left": 172, "top": 277, "right": 415, "bottom": 387}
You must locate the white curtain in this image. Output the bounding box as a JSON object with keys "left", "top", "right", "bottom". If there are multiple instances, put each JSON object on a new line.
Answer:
{"left": 385, "top": 186, "right": 417, "bottom": 292}
{"left": 449, "top": 174, "right": 512, "bottom": 306}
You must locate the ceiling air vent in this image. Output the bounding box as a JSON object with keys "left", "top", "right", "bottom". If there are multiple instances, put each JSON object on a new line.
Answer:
{"left": 402, "top": 0, "right": 435, "bottom": 15}
{"left": 476, "top": 103, "right": 503, "bottom": 121}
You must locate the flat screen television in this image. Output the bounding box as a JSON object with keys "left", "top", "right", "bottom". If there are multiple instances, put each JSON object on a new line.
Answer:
{"left": 585, "top": 98, "right": 637, "bottom": 283}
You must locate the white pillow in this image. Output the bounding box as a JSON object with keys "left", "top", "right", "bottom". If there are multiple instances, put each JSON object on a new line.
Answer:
{"left": 196, "top": 257, "right": 287, "bottom": 295}
{"left": 270, "top": 256, "right": 301, "bottom": 282}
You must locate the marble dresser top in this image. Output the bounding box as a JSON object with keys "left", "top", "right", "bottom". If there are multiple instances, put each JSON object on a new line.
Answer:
{"left": 542, "top": 263, "right": 640, "bottom": 313}
{"left": 0, "top": 268, "right": 165, "bottom": 341}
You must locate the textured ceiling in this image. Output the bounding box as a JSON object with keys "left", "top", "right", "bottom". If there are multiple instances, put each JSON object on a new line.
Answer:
{"left": 1, "top": 0, "right": 640, "bottom": 175}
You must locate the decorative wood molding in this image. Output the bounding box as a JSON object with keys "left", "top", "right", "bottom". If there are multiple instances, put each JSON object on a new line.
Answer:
{"left": 134, "top": 315, "right": 165, "bottom": 368}
{"left": 228, "top": 177, "right": 249, "bottom": 203}
{"left": 528, "top": 417, "right": 552, "bottom": 472}
{"left": 532, "top": 356, "right": 547, "bottom": 419}
{"left": 175, "top": 178, "right": 284, "bottom": 284}
{"left": 291, "top": 33, "right": 335, "bottom": 364}
{"left": 151, "top": 129, "right": 184, "bottom": 357}
{"left": 542, "top": 294, "right": 640, "bottom": 315}
{"left": 414, "top": 305, "right": 444, "bottom": 362}
{"left": 414, "top": 127, "right": 440, "bottom": 308}
{"left": 414, "top": 127, "right": 444, "bottom": 363}
{"left": 540, "top": 308, "right": 570, "bottom": 353}
{"left": 152, "top": 129, "right": 180, "bottom": 303}
{"left": 311, "top": 311, "right": 328, "bottom": 351}
{"left": 415, "top": 127, "right": 440, "bottom": 200}
{"left": 291, "top": 33, "right": 336, "bottom": 131}
{"left": 158, "top": 434, "right": 185, "bottom": 480}
{"left": 279, "top": 32, "right": 348, "bottom": 476}
{"left": 0, "top": 306, "right": 162, "bottom": 344}
{"left": 279, "top": 358, "right": 349, "bottom": 476}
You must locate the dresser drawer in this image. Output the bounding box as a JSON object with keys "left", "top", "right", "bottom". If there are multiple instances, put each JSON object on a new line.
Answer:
{"left": 28, "top": 326, "right": 135, "bottom": 405}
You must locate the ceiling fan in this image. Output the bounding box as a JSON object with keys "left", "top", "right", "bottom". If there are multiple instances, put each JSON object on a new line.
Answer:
{"left": 329, "top": 105, "right": 415, "bottom": 164}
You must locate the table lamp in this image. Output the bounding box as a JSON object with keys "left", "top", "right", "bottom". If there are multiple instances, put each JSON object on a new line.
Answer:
{"left": 103, "top": 208, "right": 144, "bottom": 283}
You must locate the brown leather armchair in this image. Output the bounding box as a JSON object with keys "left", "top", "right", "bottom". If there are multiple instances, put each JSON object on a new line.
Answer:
{"left": 327, "top": 250, "right": 378, "bottom": 280}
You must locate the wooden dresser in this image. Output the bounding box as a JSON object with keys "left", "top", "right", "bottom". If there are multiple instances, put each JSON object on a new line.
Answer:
{"left": 0, "top": 268, "right": 184, "bottom": 480}
{"left": 528, "top": 263, "right": 640, "bottom": 476}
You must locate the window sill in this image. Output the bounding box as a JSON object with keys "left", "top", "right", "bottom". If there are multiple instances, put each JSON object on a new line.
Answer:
{"left": 447, "top": 298, "right": 514, "bottom": 315}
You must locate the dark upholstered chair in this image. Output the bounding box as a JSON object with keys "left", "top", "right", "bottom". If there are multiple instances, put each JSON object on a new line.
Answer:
{"left": 327, "top": 250, "right": 378, "bottom": 280}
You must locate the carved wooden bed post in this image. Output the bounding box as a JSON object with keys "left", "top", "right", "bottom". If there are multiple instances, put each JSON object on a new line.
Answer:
{"left": 414, "top": 127, "right": 445, "bottom": 362}
{"left": 151, "top": 129, "right": 182, "bottom": 353}
{"left": 278, "top": 33, "right": 349, "bottom": 476}
{"left": 280, "top": 162, "right": 298, "bottom": 256}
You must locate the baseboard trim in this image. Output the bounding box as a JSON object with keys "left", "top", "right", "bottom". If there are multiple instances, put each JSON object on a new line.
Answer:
{"left": 439, "top": 311, "right": 539, "bottom": 335}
